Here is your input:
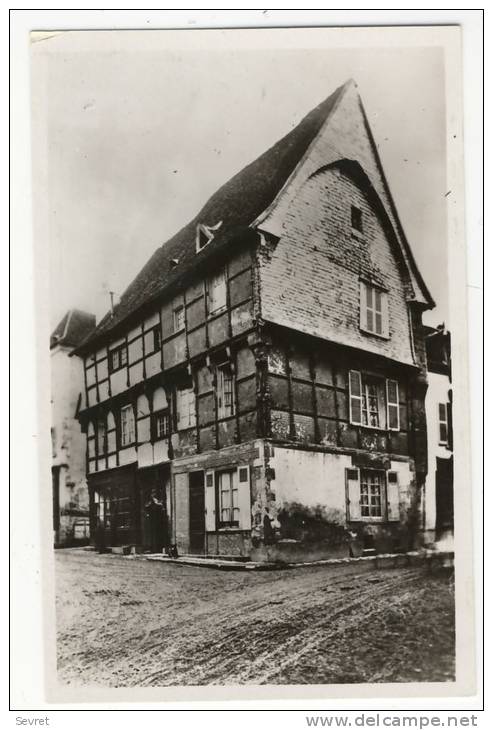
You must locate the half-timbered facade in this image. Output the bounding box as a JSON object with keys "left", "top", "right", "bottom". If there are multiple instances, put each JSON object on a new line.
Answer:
{"left": 74, "top": 80, "right": 435, "bottom": 560}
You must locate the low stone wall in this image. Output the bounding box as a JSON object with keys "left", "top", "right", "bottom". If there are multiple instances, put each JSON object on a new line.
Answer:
{"left": 251, "top": 539, "right": 350, "bottom": 564}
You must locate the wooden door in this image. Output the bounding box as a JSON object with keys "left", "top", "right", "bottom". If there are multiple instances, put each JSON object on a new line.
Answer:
{"left": 436, "top": 456, "right": 454, "bottom": 533}
{"left": 189, "top": 471, "right": 205, "bottom": 554}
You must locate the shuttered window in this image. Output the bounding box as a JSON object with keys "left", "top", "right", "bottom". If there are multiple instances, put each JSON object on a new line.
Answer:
{"left": 346, "top": 468, "right": 400, "bottom": 522}
{"left": 438, "top": 403, "right": 449, "bottom": 445}
{"left": 204, "top": 467, "right": 251, "bottom": 531}
{"left": 359, "top": 281, "right": 389, "bottom": 337}
{"left": 349, "top": 370, "right": 400, "bottom": 431}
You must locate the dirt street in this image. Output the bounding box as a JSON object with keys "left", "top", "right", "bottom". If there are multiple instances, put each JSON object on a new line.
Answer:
{"left": 56, "top": 550, "right": 455, "bottom": 687}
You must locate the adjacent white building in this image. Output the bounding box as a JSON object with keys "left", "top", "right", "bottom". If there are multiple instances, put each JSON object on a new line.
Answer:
{"left": 423, "top": 325, "right": 453, "bottom": 546}
{"left": 51, "top": 309, "right": 96, "bottom": 546}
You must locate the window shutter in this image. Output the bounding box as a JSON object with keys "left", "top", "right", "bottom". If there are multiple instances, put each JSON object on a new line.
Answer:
{"left": 349, "top": 370, "right": 363, "bottom": 425}
{"left": 387, "top": 472, "right": 400, "bottom": 521}
{"left": 237, "top": 466, "right": 252, "bottom": 530}
{"left": 446, "top": 400, "right": 453, "bottom": 449}
{"left": 346, "top": 468, "right": 361, "bottom": 521}
{"left": 386, "top": 379, "right": 400, "bottom": 431}
{"left": 359, "top": 281, "right": 366, "bottom": 330}
{"left": 204, "top": 470, "right": 216, "bottom": 532}
{"left": 382, "top": 293, "right": 389, "bottom": 337}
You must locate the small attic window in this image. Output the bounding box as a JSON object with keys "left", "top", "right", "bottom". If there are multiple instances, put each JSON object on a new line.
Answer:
{"left": 351, "top": 206, "right": 363, "bottom": 233}
{"left": 196, "top": 221, "right": 223, "bottom": 253}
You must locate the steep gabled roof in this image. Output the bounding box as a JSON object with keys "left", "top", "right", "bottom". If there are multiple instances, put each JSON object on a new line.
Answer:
{"left": 74, "top": 82, "right": 348, "bottom": 354}
{"left": 75, "top": 78, "right": 434, "bottom": 355}
{"left": 50, "top": 309, "right": 96, "bottom": 350}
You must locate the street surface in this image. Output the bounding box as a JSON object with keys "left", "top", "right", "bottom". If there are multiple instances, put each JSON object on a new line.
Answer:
{"left": 56, "top": 550, "right": 455, "bottom": 687}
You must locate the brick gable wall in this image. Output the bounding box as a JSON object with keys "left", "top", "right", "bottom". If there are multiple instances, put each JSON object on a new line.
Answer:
{"left": 259, "top": 166, "right": 415, "bottom": 365}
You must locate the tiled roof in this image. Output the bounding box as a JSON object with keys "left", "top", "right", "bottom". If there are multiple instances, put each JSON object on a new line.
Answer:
{"left": 50, "top": 309, "right": 96, "bottom": 350}
{"left": 74, "top": 82, "right": 347, "bottom": 354}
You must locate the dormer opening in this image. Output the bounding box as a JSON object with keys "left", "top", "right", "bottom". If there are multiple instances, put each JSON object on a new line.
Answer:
{"left": 196, "top": 220, "right": 223, "bottom": 253}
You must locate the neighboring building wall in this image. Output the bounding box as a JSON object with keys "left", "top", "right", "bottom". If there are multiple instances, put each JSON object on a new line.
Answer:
{"left": 51, "top": 344, "right": 89, "bottom": 545}
{"left": 423, "top": 370, "right": 453, "bottom": 543}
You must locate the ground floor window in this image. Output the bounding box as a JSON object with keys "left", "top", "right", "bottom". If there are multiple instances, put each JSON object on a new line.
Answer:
{"left": 360, "top": 470, "right": 384, "bottom": 518}
{"left": 218, "top": 470, "right": 239, "bottom": 527}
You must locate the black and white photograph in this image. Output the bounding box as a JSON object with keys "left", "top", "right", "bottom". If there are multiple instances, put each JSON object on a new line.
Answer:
{"left": 14, "top": 18, "right": 479, "bottom": 708}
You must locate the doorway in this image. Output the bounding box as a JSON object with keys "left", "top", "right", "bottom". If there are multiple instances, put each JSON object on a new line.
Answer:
{"left": 436, "top": 456, "right": 454, "bottom": 535}
{"left": 189, "top": 471, "right": 205, "bottom": 554}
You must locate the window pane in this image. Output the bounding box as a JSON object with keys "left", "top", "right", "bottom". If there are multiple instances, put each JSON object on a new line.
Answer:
{"left": 366, "top": 308, "right": 374, "bottom": 331}
{"left": 366, "top": 284, "right": 373, "bottom": 308}
{"left": 366, "top": 383, "right": 379, "bottom": 427}
{"left": 360, "top": 471, "right": 383, "bottom": 517}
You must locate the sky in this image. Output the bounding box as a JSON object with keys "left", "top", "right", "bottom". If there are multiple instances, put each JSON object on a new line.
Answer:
{"left": 36, "top": 30, "right": 448, "bottom": 331}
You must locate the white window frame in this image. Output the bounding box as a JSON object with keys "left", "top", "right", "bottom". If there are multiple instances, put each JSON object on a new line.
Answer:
{"left": 217, "top": 470, "right": 239, "bottom": 528}
{"left": 176, "top": 386, "right": 196, "bottom": 430}
{"left": 217, "top": 362, "right": 235, "bottom": 419}
{"left": 359, "top": 281, "right": 389, "bottom": 338}
{"left": 120, "top": 404, "right": 135, "bottom": 447}
{"left": 359, "top": 469, "right": 385, "bottom": 521}
{"left": 207, "top": 269, "right": 227, "bottom": 316}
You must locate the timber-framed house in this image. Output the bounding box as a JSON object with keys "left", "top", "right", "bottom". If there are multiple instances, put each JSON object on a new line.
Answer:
{"left": 74, "top": 80, "right": 435, "bottom": 560}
